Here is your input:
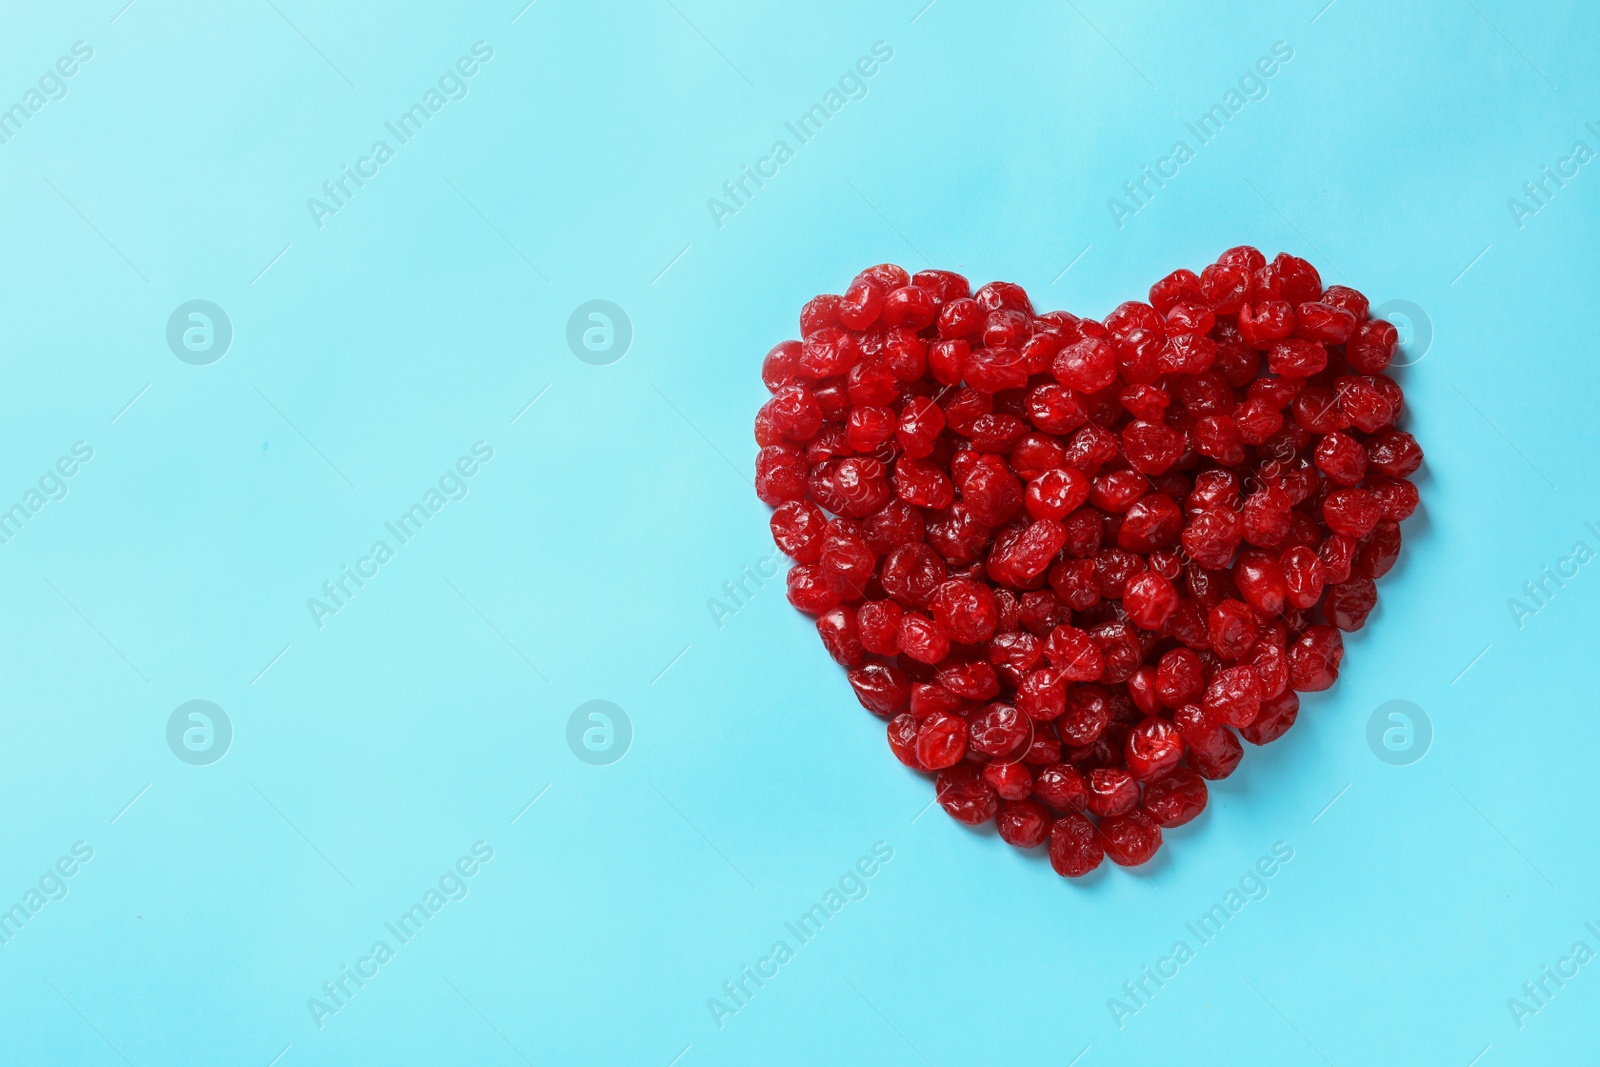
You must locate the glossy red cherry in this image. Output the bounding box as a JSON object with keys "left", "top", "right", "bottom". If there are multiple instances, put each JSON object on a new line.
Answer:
{"left": 1085, "top": 767, "right": 1140, "bottom": 817}
{"left": 1048, "top": 814, "right": 1104, "bottom": 876}
{"left": 1101, "top": 810, "right": 1163, "bottom": 866}
{"left": 1142, "top": 768, "right": 1208, "bottom": 826}
{"left": 935, "top": 765, "right": 998, "bottom": 825}
{"left": 995, "top": 799, "right": 1051, "bottom": 848}
{"left": 1125, "top": 716, "right": 1186, "bottom": 781}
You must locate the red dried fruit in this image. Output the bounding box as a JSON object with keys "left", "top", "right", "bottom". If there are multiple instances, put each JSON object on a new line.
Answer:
{"left": 887, "top": 713, "right": 923, "bottom": 769}
{"left": 1125, "top": 716, "right": 1186, "bottom": 781}
{"left": 1240, "top": 691, "right": 1299, "bottom": 745}
{"left": 1188, "top": 725, "right": 1244, "bottom": 780}
{"left": 1156, "top": 648, "right": 1205, "bottom": 708}
{"left": 1324, "top": 488, "right": 1381, "bottom": 538}
{"left": 1355, "top": 521, "right": 1403, "bottom": 579}
{"left": 770, "top": 499, "right": 828, "bottom": 562}
{"left": 1122, "top": 571, "right": 1178, "bottom": 631}
{"left": 847, "top": 662, "right": 908, "bottom": 717}
{"left": 759, "top": 256, "right": 1420, "bottom": 876}
{"left": 1288, "top": 625, "right": 1344, "bottom": 691}
{"left": 1203, "top": 664, "right": 1263, "bottom": 728}
{"left": 856, "top": 600, "right": 903, "bottom": 656}
{"left": 983, "top": 760, "right": 1033, "bottom": 800}
{"left": 1045, "top": 624, "right": 1105, "bottom": 681}
{"left": 1281, "top": 545, "right": 1326, "bottom": 610}
{"left": 1101, "top": 810, "right": 1163, "bottom": 866}
{"left": 913, "top": 711, "right": 967, "bottom": 769}
{"left": 935, "top": 765, "right": 998, "bottom": 825}
{"left": 1366, "top": 430, "right": 1424, "bottom": 479}
{"left": 968, "top": 703, "right": 1030, "bottom": 759}
{"left": 786, "top": 563, "right": 840, "bottom": 614}
{"left": 1142, "top": 768, "right": 1208, "bottom": 827}
{"left": 1049, "top": 813, "right": 1105, "bottom": 877}
{"left": 1033, "top": 762, "right": 1087, "bottom": 812}
{"left": 929, "top": 578, "right": 999, "bottom": 645}
{"left": 1025, "top": 467, "right": 1090, "bottom": 521}
{"left": 1085, "top": 767, "right": 1140, "bottom": 817}
{"left": 995, "top": 799, "right": 1051, "bottom": 849}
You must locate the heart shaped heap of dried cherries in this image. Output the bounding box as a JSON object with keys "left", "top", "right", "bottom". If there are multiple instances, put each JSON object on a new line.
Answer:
{"left": 754, "top": 246, "right": 1422, "bottom": 877}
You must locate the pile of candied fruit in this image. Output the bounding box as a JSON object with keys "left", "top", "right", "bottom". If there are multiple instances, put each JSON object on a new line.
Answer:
{"left": 755, "top": 247, "right": 1422, "bottom": 877}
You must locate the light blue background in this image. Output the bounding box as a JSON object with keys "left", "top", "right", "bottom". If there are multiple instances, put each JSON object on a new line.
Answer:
{"left": 0, "top": 0, "right": 1595, "bottom": 1063}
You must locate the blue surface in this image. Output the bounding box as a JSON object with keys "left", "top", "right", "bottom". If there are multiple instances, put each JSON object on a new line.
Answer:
{"left": 0, "top": 0, "right": 1596, "bottom": 1063}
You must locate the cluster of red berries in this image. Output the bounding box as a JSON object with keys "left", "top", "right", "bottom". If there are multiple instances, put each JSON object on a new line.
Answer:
{"left": 755, "top": 247, "right": 1421, "bottom": 877}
